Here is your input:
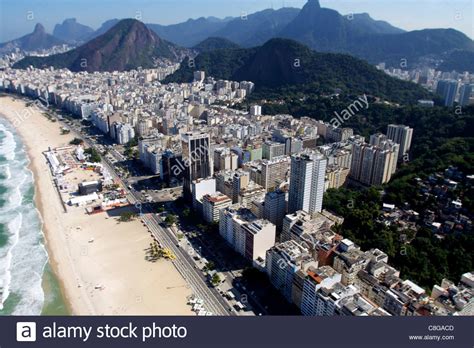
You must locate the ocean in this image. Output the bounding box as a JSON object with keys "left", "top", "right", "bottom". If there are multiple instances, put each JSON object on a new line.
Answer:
{"left": 0, "top": 117, "right": 69, "bottom": 315}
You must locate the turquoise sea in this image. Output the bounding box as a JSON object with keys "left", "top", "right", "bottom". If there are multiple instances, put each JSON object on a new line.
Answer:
{"left": 0, "top": 116, "right": 69, "bottom": 315}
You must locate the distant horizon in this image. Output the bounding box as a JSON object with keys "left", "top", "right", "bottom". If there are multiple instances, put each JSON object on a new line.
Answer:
{"left": 1, "top": 0, "right": 472, "bottom": 42}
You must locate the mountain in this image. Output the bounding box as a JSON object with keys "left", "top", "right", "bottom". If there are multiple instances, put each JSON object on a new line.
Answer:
{"left": 279, "top": 0, "right": 474, "bottom": 67}
{"left": 214, "top": 8, "right": 300, "bottom": 47}
{"left": 348, "top": 13, "right": 405, "bottom": 35}
{"left": 147, "top": 17, "right": 232, "bottom": 47}
{"left": 166, "top": 38, "right": 431, "bottom": 104}
{"left": 146, "top": 8, "right": 299, "bottom": 48}
{"left": 0, "top": 24, "right": 65, "bottom": 54}
{"left": 347, "top": 29, "right": 474, "bottom": 66}
{"left": 53, "top": 18, "right": 94, "bottom": 43}
{"left": 280, "top": 0, "right": 351, "bottom": 52}
{"left": 14, "top": 19, "right": 190, "bottom": 72}
{"left": 193, "top": 37, "right": 240, "bottom": 52}
{"left": 87, "top": 19, "right": 121, "bottom": 40}
{"left": 438, "top": 50, "right": 474, "bottom": 73}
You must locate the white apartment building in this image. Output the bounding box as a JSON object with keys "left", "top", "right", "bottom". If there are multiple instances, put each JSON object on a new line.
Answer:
{"left": 301, "top": 266, "right": 342, "bottom": 316}
{"left": 387, "top": 124, "right": 413, "bottom": 160}
{"left": 288, "top": 151, "right": 327, "bottom": 214}
{"left": 265, "top": 240, "right": 313, "bottom": 302}
{"left": 202, "top": 192, "right": 232, "bottom": 223}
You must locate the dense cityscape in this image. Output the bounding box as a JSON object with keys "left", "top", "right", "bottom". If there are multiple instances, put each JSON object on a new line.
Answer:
{"left": 0, "top": 0, "right": 472, "bottom": 323}
{"left": 1, "top": 55, "right": 472, "bottom": 316}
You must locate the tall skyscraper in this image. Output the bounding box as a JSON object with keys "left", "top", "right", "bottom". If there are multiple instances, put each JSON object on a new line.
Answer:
{"left": 288, "top": 151, "right": 327, "bottom": 214}
{"left": 181, "top": 132, "right": 212, "bottom": 197}
{"left": 436, "top": 79, "right": 459, "bottom": 106}
{"left": 387, "top": 124, "right": 413, "bottom": 160}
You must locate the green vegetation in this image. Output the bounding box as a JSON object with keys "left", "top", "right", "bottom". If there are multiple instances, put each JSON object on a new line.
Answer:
{"left": 324, "top": 187, "right": 473, "bottom": 289}
{"left": 164, "top": 214, "right": 178, "bottom": 226}
{"left": 119, "top": 211, "right": 137, "bottom": 222}
{"left": 439, "top": 50, "right": 474, "bottom": 75}
{"left": 166, "top": 38, "right": 431, "bottom": 105}
{"left": 124, "top": 137, "right": 139, "bottom": 160}
{"left": 84, "top": 147, "right": 101, "bottom": 163}
{"left": 146, "top": 241, "right": 165, "bottom": 262}
{"left": 203, "top": 261, "right": 215, "bottom": 272}
{"left": 69, "top": 138, "right": 84, "bottom": 145}
{"left": 193, "top": 37, "right": 240, "bottom": 52}
{"left": 211, "top": 273, "right": 221, "bottom": 286}
{"left": 323, "top": 104, "right": 474, "bottom": 288}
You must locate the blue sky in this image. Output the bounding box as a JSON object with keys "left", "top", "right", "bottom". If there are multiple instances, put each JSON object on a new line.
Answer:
{"left": 1, "top": 0, "right": 472, "bottom": 42}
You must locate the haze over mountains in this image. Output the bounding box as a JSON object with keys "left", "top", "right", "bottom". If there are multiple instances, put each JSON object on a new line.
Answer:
{"left": 278, "top": 0, "right": 474, "bottom": 67}
{"left": 4, "top": 0, "right": 474, "bottom": 72}
{"left": 0, "top": 24, "right": 65, "bottom": 54}
{"left": 14, "top": 19, "right": 190, "bottom": 72}
{"left": 193, "top": 37, "right": 241, "bottom": 53}
{"left": 53, "top": 18, "right": 94, "bottom": 44}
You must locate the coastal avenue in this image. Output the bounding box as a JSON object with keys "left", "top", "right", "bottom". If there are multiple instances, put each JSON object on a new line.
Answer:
{"left": 62, "top": 116, "right": 232, "bottom": 316}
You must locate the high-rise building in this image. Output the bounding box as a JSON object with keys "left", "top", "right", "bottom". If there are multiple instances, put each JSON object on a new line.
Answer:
{"left": 250, "top": 105, "right": 262, "bottom": 116}
{"left": 191, "top": 177, "right": 216, "bottom": 213}
{"left": 181, "top": 132, "right": 212, "bottom": 197}
{"left": 350, "top": 139, "right": 399, "bottom": 186}
{"left": 214, "top": 147, "right": 238, "bottom": 172}
{"left": 387, "top": 125, "right": 413, "bottom": 160}
{"left": 436, "top": 79, "right": 459, "bottom": 106}
{"left": 325, "top": 166, "right": 350, "bottom": 190}
{"left": 327, "top": 127, "right": 354, "bottom": 143}
{"left": 459, "top": 83, "right": 472, "bottom": 106}
{"left": 242, "top": 220, "right": 276, "bottom": 263}
{"left": 193, "top": 71, "right": 205, "bottom": 82}
{"left": 301, "top": 266, "right": 342, "bottom": 316}
{"left": 262, "top": 141, "right": 286, "bottom": 160}
{"left": 238, "top": 182, "right": 266, "bottom": 208}
{"left": 219, "top": 206, "right": 275, "bottom": 264}
{"left": 369, "top": 133, "right": 388, "bottom": 147}
{"left": 160, "top": 150, "right": 184, "bottom": 187}
{"left": 288, "top": 151, "right": 327, "bottom": 214}
{"left": 265, "top": 240, "right": 314, "bottom": 302}
{"left": 202, "top": 192, "right": 233, "bottom": 223}
{"left": 261, "top": 157, "right": 290, "bottom": 191}
{"left": 264, "top": 190, "right": 287, "bottom": 230}
{"left": 113, "top": 122, "right": 135, "bottom": 145}
{"left": 232, "top": 170, "right": 250, "bottom": 203}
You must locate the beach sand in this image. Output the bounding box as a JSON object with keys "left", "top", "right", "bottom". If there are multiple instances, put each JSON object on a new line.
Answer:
{"left": 0, "top": 96, "right": 192, "bottom": 315}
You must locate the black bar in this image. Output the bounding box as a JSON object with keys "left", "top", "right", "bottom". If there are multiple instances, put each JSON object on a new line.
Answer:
{"left": 1, "top": 316, "right": 472, "bottom": 347}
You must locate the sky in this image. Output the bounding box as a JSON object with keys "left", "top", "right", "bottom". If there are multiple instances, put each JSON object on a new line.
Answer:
{"left": 0, "top": 0, "right": 472, "bottom": 42}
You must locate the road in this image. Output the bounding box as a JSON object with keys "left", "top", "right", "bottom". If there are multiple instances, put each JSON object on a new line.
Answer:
{"left": 66, "top": 120, "right": 232, "bottom": 316}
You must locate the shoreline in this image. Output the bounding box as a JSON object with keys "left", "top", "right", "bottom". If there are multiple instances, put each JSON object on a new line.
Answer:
{"left": 0, "top": 95, "right": 193, "bottom": 315}
{"left": 33, "top": 169, "right": 72, "bottom": 315}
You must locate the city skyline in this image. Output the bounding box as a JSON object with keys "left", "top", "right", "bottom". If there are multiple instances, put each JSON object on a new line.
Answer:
{"left": 1, "top": 0, "right": 473, "bottom": 42}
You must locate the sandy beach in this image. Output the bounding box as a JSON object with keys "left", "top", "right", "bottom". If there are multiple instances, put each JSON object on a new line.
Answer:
{"left": 0, "top": 96, "right": 192, "bottom": 315}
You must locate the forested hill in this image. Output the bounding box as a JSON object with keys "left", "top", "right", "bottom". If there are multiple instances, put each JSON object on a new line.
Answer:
{"left": 166, "top": 38, "right": 432, "bottom": 105}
